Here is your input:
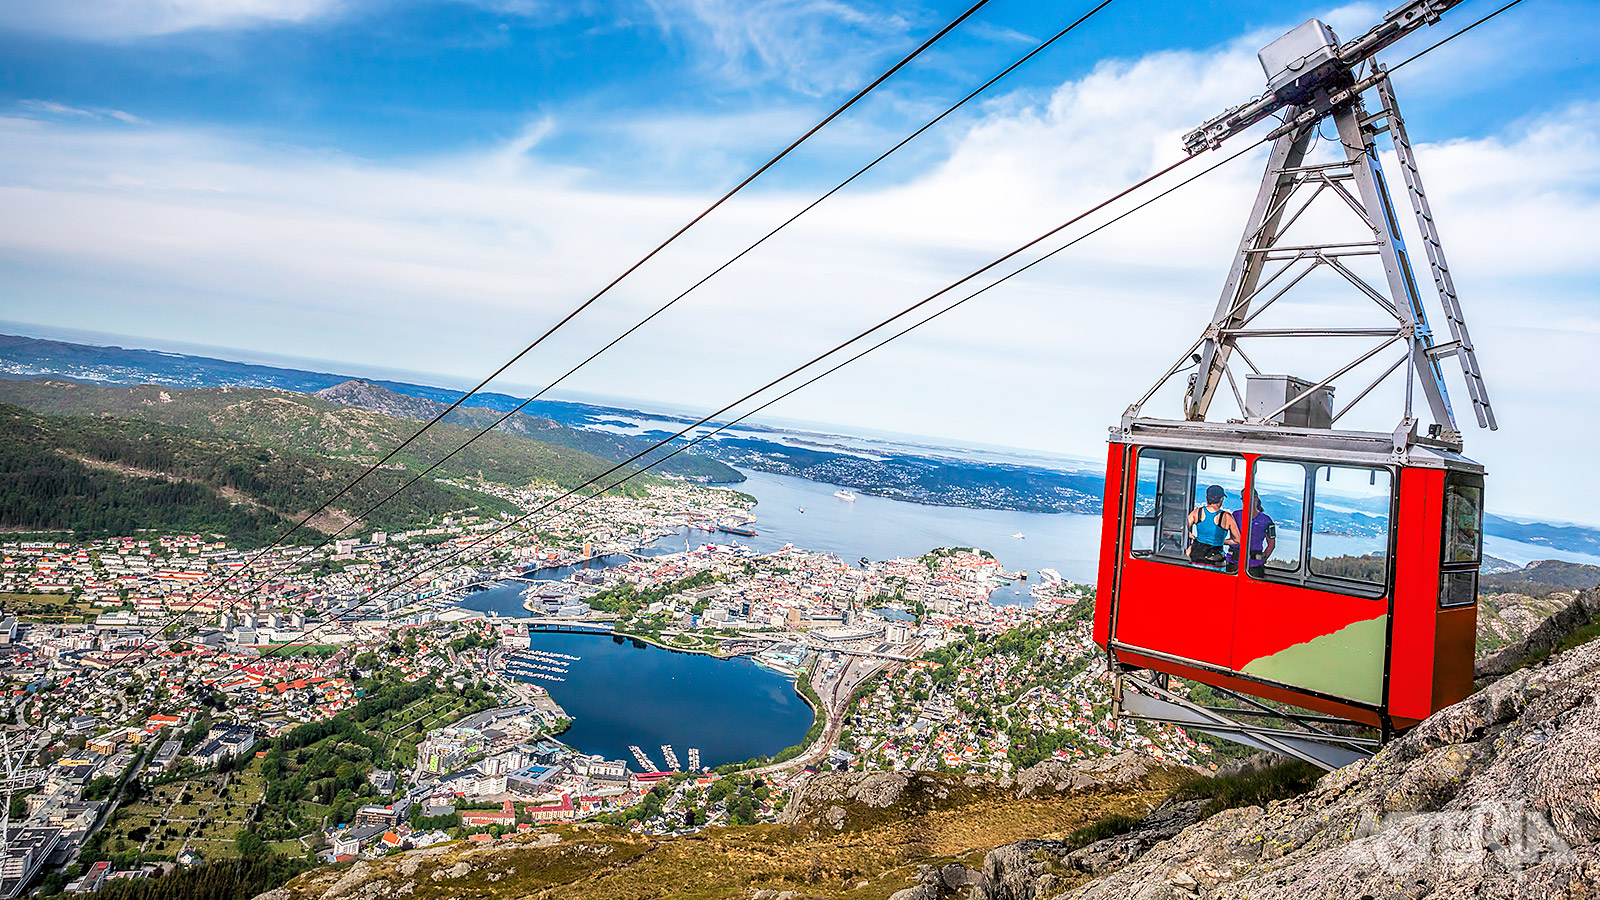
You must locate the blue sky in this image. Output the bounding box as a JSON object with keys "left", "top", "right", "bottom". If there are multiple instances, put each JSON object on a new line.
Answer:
{"left": 1, "top": 0, "right": 1598, "bottom": 523}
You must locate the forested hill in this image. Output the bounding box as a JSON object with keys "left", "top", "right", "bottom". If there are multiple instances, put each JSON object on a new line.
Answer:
{"left": 0, "top": 404, "right": 516, "bottom": 546}
{"left": 0, "top": 379, "right": 669, "bottom": 495}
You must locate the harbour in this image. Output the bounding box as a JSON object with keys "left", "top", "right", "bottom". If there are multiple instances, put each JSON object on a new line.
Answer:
{"left": 499, "top": 630, "right": 814, "bottom": 769}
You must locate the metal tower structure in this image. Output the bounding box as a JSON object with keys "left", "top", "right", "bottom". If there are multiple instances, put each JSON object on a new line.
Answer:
{"left": 1105, "top": 1, "right": 1501, "bottom": 770}
{"left": 1124, "top": 0, "right": 1495, "bottom": 458}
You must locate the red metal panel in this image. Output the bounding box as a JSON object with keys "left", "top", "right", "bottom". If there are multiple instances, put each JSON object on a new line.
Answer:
{"left": 1093, "top": 444, "right": 1125, "bottom": 648}
{"left": 1389, "top": 467, "right": 1443, "bottom": 721}
{"left": 1230, "top": 580, "right": 1389, "bottom": 667}
{"left": 1432, "top": 606, "right": 1476, "bottom": 711}
{"left": 1114, "top": 557, "right": 1238, "bottom": 669}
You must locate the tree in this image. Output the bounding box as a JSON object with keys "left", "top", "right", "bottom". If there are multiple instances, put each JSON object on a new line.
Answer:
{"left": 235, "top": 829, "right": 265, "bottom": 858}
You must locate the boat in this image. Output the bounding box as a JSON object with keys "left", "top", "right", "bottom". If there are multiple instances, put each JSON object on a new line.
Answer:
{"left": 1011, "top": 532, "right": 1025, "bottom": 539}
{"left": 834, "top": 489, "right": 856, "bottom": 502}
{"left": 797, "top": 507, "right": 805, "bottom": 513}
{"left": 718, "top": 525, "right": 757, "bottom": 537}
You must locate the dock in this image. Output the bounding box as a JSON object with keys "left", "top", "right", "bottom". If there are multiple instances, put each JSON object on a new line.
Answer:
{"left": 687, "top": 748, "right": 700, "bottom": 771}
{"left": 660, "top": 744, "right": 679, "bottom": 770}
{"left": 628, "top": 745, "right": 657, "bottom": 772}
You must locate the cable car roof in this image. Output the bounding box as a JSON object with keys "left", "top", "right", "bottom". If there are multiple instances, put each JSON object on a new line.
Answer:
{"left": 1110, "top": 417, "right": 1484, "bottom": 473}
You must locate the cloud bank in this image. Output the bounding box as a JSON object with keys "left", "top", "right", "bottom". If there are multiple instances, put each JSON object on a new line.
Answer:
{"left": 1, "top": 26, "right": 1597, "bottom": 522}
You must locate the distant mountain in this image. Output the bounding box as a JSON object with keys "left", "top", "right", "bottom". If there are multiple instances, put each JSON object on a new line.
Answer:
{"left": 4, "top": 333, "right": 1599, "bottom": 551}
{"left": 1482, "top": 559, "right": 1600, "bottom": 598}
{"left": 0, "top": 332, "right": 650, "bottom": 426}
{"left": 313, "top": 380, "right": 741, "bottom": 483}
{"left": 0, "top": 403, "right": 514, "bottom": 546}
{"left": 1484, "top": 513, "right": 1600, "bottom": 558}
{"left": 0, "top": 379, "right": 656, "bottom": 499}
{"left": 0, "top": 333, "right": 739, "bottom": 483}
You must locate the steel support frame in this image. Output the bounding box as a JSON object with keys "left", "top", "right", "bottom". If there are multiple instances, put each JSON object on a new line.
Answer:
{"left": 1130, "top": 77, "right": 1492, "bottom": 451}
{"left": 1111, "top": 669, "right": 1378, "bottom": 771}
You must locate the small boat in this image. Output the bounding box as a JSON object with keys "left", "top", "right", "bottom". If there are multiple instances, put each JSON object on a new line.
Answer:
{"left": 1011, "top": 532, "right": 1025, "bottom": 539}
{"left": 834, "top": 489, "right": 856, "bottom": 502}
{"left": 797, "top": 507, "right": 805, "bottom": 513}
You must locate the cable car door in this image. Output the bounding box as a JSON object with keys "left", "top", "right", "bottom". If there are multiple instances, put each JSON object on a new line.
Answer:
{"left": 1115, "top": 447, "right": 1243, "bottom": 669}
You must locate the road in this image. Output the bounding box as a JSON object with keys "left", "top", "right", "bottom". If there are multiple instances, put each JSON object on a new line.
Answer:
{"left": 748, "top": 653, "right": 893, "bottom": 777}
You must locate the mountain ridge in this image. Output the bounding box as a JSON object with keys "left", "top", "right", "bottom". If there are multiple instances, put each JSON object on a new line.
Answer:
{"left": 0, "top": 379, "right": 663, "bottom": 497}
{"left": 0, "top": 403, "right": 514, "bottom": 546}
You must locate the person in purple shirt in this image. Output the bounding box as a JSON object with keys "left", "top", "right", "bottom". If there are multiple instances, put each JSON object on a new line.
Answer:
{"left": 1231, "top": 490, "right": 1276, "bottom": 574}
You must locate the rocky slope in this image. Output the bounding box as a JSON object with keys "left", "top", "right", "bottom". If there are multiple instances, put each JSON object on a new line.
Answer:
{"left": 971, "top": 589, "right": 1600, "bottom": 900}
{"left": 1477, "top": 561, "right": 1600, "bottom": 653}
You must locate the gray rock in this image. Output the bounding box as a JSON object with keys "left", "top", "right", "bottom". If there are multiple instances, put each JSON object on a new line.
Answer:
{"left": 1066, "top": 800, "right": 1209, "bottom": 875}
{"left": 1014, "top": 753, "right": 1169, "bottom": 799}
{"left": 1049, "top": 634, "right": 1600, "bottom": 900}
{"left": 974, "top": 839, "right": 1074, "bottom": 900}
{"left": 1477, "top": 587, "right": 1600, "bottom": 679}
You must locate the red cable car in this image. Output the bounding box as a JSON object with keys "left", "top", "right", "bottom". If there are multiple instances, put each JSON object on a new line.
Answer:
{"left": 1092, "top": 8, "right": 1496, "bottom": 768}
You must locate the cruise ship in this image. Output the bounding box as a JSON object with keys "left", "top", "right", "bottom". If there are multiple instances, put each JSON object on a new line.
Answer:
{"left": 834, "top": 489, "right": 856, "bottom": 502}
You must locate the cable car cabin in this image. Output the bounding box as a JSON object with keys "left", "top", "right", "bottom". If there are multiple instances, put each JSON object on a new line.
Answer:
{"left": 1093, "top": 419, "right": 1485, "bottom": 732}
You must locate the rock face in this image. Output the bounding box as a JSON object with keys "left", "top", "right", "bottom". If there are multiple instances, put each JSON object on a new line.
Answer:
{"left": 1478, "top": 586, "right": 1600, "bottom": 678}
{"left": 971, "top": 634, "right": 1600, "bottom": 900}
{"left": 778, "top": 753, "right": 1180, "bottom": 832}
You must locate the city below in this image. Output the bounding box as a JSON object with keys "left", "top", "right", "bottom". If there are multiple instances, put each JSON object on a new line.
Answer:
{"left": 0, "top": 472, "right": 1209, "bottom": 896}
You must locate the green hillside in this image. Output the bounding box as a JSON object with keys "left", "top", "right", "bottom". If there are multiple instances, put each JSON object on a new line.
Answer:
{"left": 0, "top": 379, "right": 659, "bottom": 496}
{"left": 0, "top": 403, "right": 517, "bottom": 546}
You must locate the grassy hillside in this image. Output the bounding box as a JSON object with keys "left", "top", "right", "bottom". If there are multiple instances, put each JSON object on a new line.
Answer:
{"left": 0, "top": 404, "right": 515, "bottom": 546}
{"left": 265, "top": 763, "right": 1193, "bottom": 900}
{"left": 0, "top": 379, "right": 659, "bottom": 496}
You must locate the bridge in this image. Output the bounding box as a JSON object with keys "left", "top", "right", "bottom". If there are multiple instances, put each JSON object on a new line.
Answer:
{"left": 524, "top": 620, "right": 614, "bottom": 634}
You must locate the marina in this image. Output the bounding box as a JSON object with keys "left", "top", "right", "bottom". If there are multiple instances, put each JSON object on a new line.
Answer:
{"left": 661, "top": 745, "right": 679, "bottom": 770}
{"left": 509, "top": 631, "right": 813, "bottom": 769}
{"left": 629, "top": 745, "right": 658, "bottom": 771}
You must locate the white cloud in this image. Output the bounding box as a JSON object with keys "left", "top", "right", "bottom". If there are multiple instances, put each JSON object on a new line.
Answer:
{"left": 17, "top": 99, "right": 147, "bottom": 124}
{"left": 0, "top": 0, "right": 345, "bottom": 39}
{"left": 640, "top": 0, "right": 916, "bottom": 94}
{"left": 0, "top": 25, "right": 1597, "bottom": 523}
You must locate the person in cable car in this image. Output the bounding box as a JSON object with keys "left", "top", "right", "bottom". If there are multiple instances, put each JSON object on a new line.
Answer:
{"left": 1185, "top": 484, "right": 1239, "bottom": 567}
{"left": 1230, "top": 490, "right": 1276, "bottom": 576}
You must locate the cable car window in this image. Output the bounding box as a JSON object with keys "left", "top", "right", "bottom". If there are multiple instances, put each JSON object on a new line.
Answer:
{"left": 1131, "top": 452, "right": 1160, "bottom": 554}
{"left": 1439, "top": 570, "right": 1478, "bottom": 608}
{"left": 1248, "top": 460, "right": 1304, "bottom": 573}
{"left": 1442, "top": 473, "right": 1484, "bottom": 565}
{"left": 1307, "top": 465, "right": 1392, "bottom": 588}
{"left": 1130, "top": 448, "right": 1245, "bottom": 569}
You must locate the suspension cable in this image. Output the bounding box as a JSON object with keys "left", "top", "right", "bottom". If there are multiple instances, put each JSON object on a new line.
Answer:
{"left": 84, "top": 0, "right": 1001, "bottom": 676}
{"left": 102, "top": 0, "right": 1122, "bottom": 670}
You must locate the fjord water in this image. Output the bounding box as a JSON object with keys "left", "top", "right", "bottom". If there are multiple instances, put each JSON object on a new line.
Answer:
{"left": 458, "top": 467, "right": 1102, "bottom": 765}
{"left": 679, "top": 468, "right": 1104, "bottom": 603}
{"left": 519, "top": 631, "right": 813, "bottom": 770}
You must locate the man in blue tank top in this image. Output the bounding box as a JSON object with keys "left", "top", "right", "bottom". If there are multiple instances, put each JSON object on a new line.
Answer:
{"left": 1186, "top": 484, "right": 1240, "bottom": 566}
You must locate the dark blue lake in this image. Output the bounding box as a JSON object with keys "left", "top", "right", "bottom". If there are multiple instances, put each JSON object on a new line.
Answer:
{"left": 514, "top": 631, "right": 813, "bottom": 770}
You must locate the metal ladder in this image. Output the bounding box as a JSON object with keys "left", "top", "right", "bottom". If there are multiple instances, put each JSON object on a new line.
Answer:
{"left": 1377, "top": 75, "right": 1497, "bottom": 431}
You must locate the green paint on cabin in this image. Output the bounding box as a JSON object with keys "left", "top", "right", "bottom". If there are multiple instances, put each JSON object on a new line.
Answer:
{"left": 1241, "top": 615, "right": 1387, "bottom": 705}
